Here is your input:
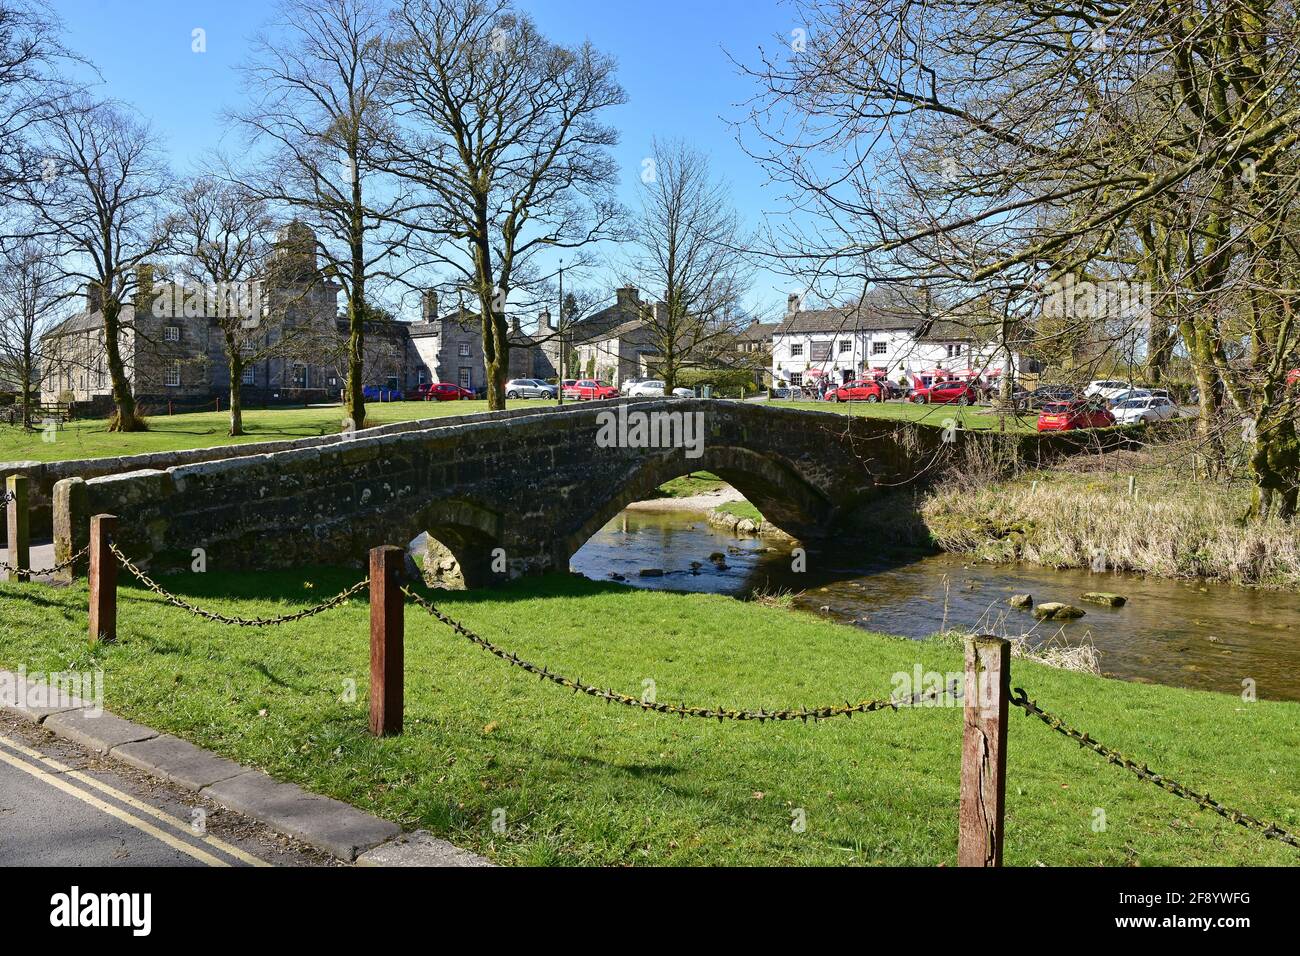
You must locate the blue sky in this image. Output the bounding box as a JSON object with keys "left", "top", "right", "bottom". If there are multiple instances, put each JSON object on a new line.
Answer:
{"left": 52, "top": 0, "right": 806, "bottom": 319}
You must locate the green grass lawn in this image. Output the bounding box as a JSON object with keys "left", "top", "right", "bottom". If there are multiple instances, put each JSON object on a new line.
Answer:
{"left": 0, "top": 400, "right": 498, "bottom": 464}
{"left": 770, "top": 398, "right": 1040, "bottom": 432}
{"left": 3, "top": 570, "right": 1295, "bottom": 866}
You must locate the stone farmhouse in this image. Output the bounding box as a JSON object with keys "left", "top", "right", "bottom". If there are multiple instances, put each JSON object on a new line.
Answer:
{"left": 769, "top": 291, "right": 1021, "bottom": 388}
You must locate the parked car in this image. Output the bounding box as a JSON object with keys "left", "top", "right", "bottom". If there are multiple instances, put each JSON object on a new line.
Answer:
{"left": 1105, "top": 388, "right": 1153, "bottom": 406}
{"left": 1027, "top": 385, "right": 1076, "bottom": 408}
{"left": 627, "top": 379, "right": 666, "bottom": 397}
{"left": 1036, "top": 399, "right": 1116, "bottom": 431}
{"left": 362, "top": 384, "right": 403, "bottom": 401}
{"left": 404, "top": 383, "right": 437, "bottom": 401}
{"left": 671, "top": 386, "right": 695, "bottom": 399}
{"left": 1083, "top": 379, "right": 1135, "bottom": 400}
{"left": 908, "top": 376, "right": 978, "bottom": 405}
{"left": 562, "top": 379, "right": 619, "bottom": 400}
{"left": 1111, "top": 396, "right": 1183, "bottom": 425}
{"left": 427, "top": 382, "right": 475, "bottom": 401}
{"left": 505, "top": 378, "right": 556, "bottom": 399}
{"left": 826, "top": 379, "right": 889, "bottom": 403}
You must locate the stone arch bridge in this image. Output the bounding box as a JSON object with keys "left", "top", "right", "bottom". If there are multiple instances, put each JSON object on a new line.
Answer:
{"left": 50, "top": 399, "right": 1089, "bottom": 587}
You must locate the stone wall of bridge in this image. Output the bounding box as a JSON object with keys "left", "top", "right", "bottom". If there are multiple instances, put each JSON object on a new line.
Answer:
{"left": 48, "top": 399, "right": 1140, "bottom": 583}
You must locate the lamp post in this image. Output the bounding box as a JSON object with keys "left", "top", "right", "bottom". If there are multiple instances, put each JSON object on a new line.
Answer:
{"left": 556, "top": 259, "right": 565, "bottom": 406}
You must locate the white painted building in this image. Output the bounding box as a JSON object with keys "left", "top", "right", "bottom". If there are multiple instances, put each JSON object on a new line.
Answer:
{"left": 769, "top": 293, "right": 1019, "bottom": 388}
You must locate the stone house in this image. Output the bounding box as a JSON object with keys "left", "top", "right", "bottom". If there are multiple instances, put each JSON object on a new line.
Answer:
{"left": 769, "top": 291, "right": 1021, "bottom": 388}
{"left": 560, "top": 287, "right": 659, "bottom": 386}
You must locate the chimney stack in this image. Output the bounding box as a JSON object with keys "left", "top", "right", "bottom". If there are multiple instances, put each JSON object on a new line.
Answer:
{"left": 787, "top": 292, "right": 801, "bottom": 316}
{"left": 84, "top": 283, "right": 104, "bottom": 315}
{"left": 421, "top": 290, "right": 439, "bottom": 323}
{"left": 616, "top": 286, "right": 640, "bottom": 308}
{"left": 539, "top": 309, "right": 552, "bottom": 332}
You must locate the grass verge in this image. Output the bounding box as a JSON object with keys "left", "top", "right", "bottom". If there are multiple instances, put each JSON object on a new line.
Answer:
{"left": 2, "top": 570, "right": 1295, "bottom": 865}
{"left": 0, "top": 400, "right": 499, "bottom": 463}
{"left": 768, "top": 398, "right": 1040, "bottom": 432}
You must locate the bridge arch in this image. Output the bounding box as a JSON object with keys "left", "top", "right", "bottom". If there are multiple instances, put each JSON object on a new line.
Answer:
{"left": 402, "top": 499, "right": 504, "bottom": 590}
{"left": 559, "top": 444, "right": 833, "bottom": 566}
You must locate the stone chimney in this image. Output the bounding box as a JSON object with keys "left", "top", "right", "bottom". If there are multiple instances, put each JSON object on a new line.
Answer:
{"left": 539, "top": 309, "right": 552, "bottom": 332}
{"left": 616, "top": 286, "right": 640, "bottom": 308}
{"left": 511, "top": 314, "right": 521, "bottom": 336}
{"left": 787, "top": 292, "right": 801, "bottom": 316}
{"left": 421, "top": 290, "right": 439, "bottom": 323}
{"left": 84, "top": 282, "right": 104, "bottom": 314}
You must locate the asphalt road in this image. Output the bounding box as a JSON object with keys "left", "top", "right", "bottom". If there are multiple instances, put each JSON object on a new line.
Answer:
{"left": 0, "top": 714, "right": 335, "bottom": 867}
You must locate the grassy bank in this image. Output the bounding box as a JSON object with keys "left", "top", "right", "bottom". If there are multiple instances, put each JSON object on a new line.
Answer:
{"left": 922, "top": 451, "right": 1300, "bottom": 589}
{"left": 2, "top": 569, "right": 1296, "bottom": 865}
{"left": 0, "top": 400, "right": 496, "bottom": 464}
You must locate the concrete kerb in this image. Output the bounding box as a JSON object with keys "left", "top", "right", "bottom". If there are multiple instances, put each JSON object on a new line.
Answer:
{"left": 0, "top": 668, "right": 489, "bottom": 865}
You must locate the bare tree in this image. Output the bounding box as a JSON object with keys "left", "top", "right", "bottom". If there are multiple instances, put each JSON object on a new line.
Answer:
{"left": 0, "top": 0, "right": 73, "bottom": 209}
{"left": 0, "top": 236, "right": 60, "bottom": 426}
{"left": 384, "top": 0, "right": 627, "bottom": 409}
{"left": 18, "top": 97, "right": 173, "bottom": 431}
{"left": 740, "top": 0, "right": 1300, "bottom": 518}
{"left": 232, "top": 0, "right": 410, "bottom": 430}
{"left": 625, "top": 139, "right": 753, "bottom": 392}
{"left": 170, "top": 175, "right": 309, "bottom": 437}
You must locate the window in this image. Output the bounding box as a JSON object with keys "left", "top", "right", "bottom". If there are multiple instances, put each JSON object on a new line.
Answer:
{"left": 946, "top": 343, "right": 965, "bottom": 358}
{"left": 458, "top": 367, "right": 472, "bottom": 389}
{"left": 292, "top": 364, "right": 307, "bottom": 388}
{"left": 164, "top": 360, "right": 181, "bottom": 387}
{"left": 872, "top": 341, "right": 887, "bottom": 355}
{"left": 789, "top": 372, "right": 803, "bottom": 386}
{"left": 418, "top": 368, "right": 428, "bottom": 385}
{"left": 242, "top": 366, "right": 255, "bottom": 385}
{"left": 790, "top": 343, "right": 804, "bottom": 357}
{"left": 164, "top": 325, "right": 180, "bottom": 342}
{"left": 458, "top": 342, "right": 471, "bottom": 357}
{"left": 839, "top": 340, "right": 852, "bottom": 353}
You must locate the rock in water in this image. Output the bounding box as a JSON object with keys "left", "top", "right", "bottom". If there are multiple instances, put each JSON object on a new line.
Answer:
{"left": 638, "top": 568, "right": 664, "bottom": 577}
{"left": 1008, "top": 594, "right": 1033, "bottom": 608}
{"left": 1081, "top": 592, "right": 1127, "bottom": 608}
{"left": 1033, "top": 602, "right": 1085, "bottom": 620}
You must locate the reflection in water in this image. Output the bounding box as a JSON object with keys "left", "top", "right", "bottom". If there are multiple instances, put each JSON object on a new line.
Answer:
{"left": 571, "top": 509, "right": 1300, "bottom": 702}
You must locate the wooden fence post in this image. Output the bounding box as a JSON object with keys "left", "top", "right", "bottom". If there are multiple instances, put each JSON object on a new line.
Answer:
{"left": 88, "top": 514, "right": 118, "bottom": 644}
{"left": 958, "top": 634, "right": 1010, "bottom": 867}
{"left": 4, "top": 475, "right": 30, "bottom": 583}
{"left": 369, "top": 545, "right": 404, "bottom": 736}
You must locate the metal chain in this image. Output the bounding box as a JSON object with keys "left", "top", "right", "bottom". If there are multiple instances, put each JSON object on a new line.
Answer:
{"left": 0, "top": 545, "right": 90, "bottom": 577}
{"left": 0, "top": 490, "right": 14, "bottom": 507}
{"left": 109, "top": 543, "right": 368, "bottom": 627}
{"left": 1009, "top": 686, "right": 1300, "bottom": 850}
{"left": 402, "top": 585, "right": 957, "bottom": 721}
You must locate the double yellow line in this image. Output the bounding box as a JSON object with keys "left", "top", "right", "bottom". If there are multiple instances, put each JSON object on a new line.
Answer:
{"left": 0, "top": 733, "right": 270, "bottom": 867}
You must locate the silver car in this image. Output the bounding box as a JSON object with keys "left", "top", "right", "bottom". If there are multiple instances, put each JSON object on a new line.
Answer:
{"left": 505, "top": 378, "right": 557, "bottom": 399}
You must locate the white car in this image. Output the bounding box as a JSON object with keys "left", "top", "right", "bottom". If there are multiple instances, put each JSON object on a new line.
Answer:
{"left": 1111, "top": 396, "right": 1182, "bottom": 425}
{"left": 627, "top": 379, "right": 666, "bottom": 397}
{"left": 671, "top": 387, "right": 695, "bottom": 399}
{"left": 1106, "top": 388, "right": 1152, "bottom": 406}
{"left": 1084, "top": 379, "right": 1135, "bottom": 400}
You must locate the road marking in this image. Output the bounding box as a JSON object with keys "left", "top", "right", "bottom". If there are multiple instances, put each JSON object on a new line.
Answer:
{"left": 0, "top": 733, "right": 269, "bottom": 867}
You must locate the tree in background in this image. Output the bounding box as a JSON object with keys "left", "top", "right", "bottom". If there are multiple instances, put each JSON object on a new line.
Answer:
{"left": 384, "top": 0, "right": 627, "bottom": 410}
{"left": 0, "top": 237, "right": 60, "bottom": 426}
{"left": 233, "top": 0, "right": 410, "bottom": 432}
{"left": 625, "top": 139, "right": 753, "bottom": 393}
{"left": 19, "top": 98, "right": 173, "bottom": 431}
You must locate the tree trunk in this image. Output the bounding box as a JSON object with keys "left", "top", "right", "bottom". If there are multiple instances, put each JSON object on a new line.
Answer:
{"left": 102, "top": 297, "right": 142, "bottom": 432}
{"left": 345, "top": 170, "right": 367, "bottom": 432}
{"left": 484, "top": 309, "right": 509, "bottom": 410}
{"left": 1246, "top": 413, "right": 1300, "bottom": 521}
{"left": 228, "top": 350, "right": 245, "bottom": 437}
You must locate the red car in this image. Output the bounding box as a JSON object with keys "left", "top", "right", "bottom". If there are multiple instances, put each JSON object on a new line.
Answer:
{"left": 825, "top": 379, "right": 889, "bottom": 403}
{"left": 405, "top": 383, "right": 436, "bottom": 401}
{"left": 562, "top": 379, "right": 618, "bottom": 400}
{"left": 1036, "top": 400, "right": 1115, "bottom": 432}
{"left": 428, "top": 382, "right": 474, "bottom": 401}
{"left": 908, "top": 377, "right": 978, "bottom": 405}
